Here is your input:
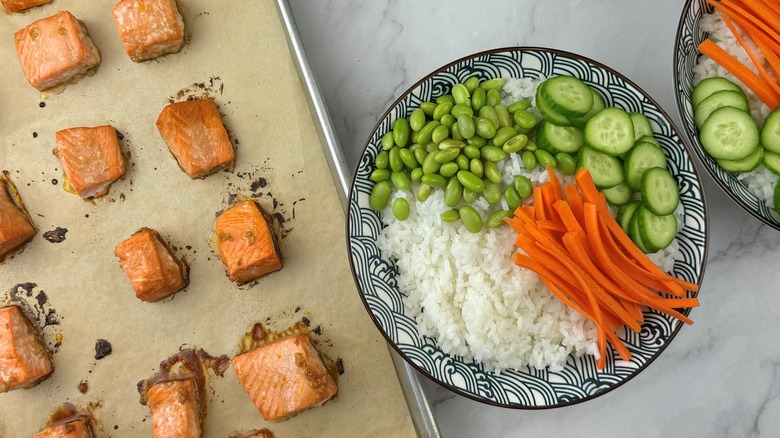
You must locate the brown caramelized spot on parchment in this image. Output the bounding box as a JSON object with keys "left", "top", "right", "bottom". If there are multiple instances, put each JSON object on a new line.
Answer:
{"left": 43, "top": 227, "right": 68, "bottom": 243}
{"left": 77, "top": 380, "right": 89, "bottom": 394}
{"left": 44, "top": 403, "right": 91, "bottom": 428}
{"left": 238, "top": 321, "right": 310, "bottom": 355}
{"left": 94, "top": 339, "right": 112, "bottom": 360}
{"left": 228, "top": 429, "right": 275, "bottom": 438}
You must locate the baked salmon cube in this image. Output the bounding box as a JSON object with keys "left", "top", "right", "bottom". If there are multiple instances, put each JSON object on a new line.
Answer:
{"left": 215, "top": 200, "right": 282, "bottom": 285}
{"left": 2, "top": 0, "right": 51, "bottom": 13}
{"left": 53, "top": 126, "right": 126, "bottom": 199}
{"left": 147, "top": 379, "right": 202, "bottom": 438}
{"left": 229, "top": 430, "right": 274, "bottom": 438}
{"left": 0, "top": 175, "right": 36, "bottom": 261}
{"left": 14, "top": 11, "right": 101, "bottom": 91}
{"left": 112, "top": 0, "right": 185, "bottom": 62}
{"left": 232, "top": 333, "right": 337, "bottom": 421}
{"left": 0, "top": 306, "right": 53, "bottom": 393}
{"left": 115, "top": 228, "right": 188, "bottom": 302}
{"left": 33, "top": 418, "right": 92, "bottom": 438}
{"left": 156, "top": 99, "right": 235, "bottom": 178}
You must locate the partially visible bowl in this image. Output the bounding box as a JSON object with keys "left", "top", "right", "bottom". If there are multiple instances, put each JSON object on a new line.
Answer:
{"left": 673, "top": 0, "right": 780, "bottom": 230}
{"left": 348, "top": 47, "right": 708, "bottom": 408}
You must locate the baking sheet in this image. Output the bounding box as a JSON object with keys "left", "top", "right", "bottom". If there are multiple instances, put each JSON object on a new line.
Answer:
{"left": 0, "top": 0, "right": 416, "bottom": 436}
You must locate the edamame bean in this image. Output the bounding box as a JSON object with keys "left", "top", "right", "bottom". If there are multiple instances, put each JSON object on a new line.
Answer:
{"left": 451, "top": 103, "right": 474, "bottom": 119}
{"left": 521, "top": 150, "right": 537, "bottom": 170}
{"left": 439, "top": 139, "right": 466, "bottom": 150}
{"left": 370, "top": 169, "right": 391, "bottom": 182}
{"left": 399, "top": 148, "right": 418, "bottom": 169}
{"left": 452, "top": 84, "right": 470, "bottom": 105}
{"left": 483, "top": 181, "right": 501, "bottom": 204}
{"left": 464, "top": 77, "right": 480, "bottom": 93}
{"left": 507, "top": 100, "right": 532, "bottom": 114}
{"left": 502, "top": 134, "right": 528, "bottom": 153}
{"left": 417, "top": 120, "right": 440, "bottom": 144}
{"left": 471, "top": 87, "right": 486, "bottom": 112}
{"left": 486, "top": 89, "right": 501, "bottom": 107}
{"left": 426, "top": 142, "right": 439, "bottom": 153}
{"left": 433, "top": 101, "right": 454, "bottom": 120}
{"left": 441, "top": 209, "right": 460, "bottom": 222}
{"left": 389, "top": 147, "right": 404, "bottom": 171}
{"left": 514, "top": 124, "right": 532, "bottom": 135}
{"left": 462, "top": 187, "right": 477, "bottom": 203}
{"left": 392, "top": 198, "right": 410, "bottom": 221}
{"left": 479, "top": 78, "right": 505, "bottom": 91}
{"left": 391, "top": 171, "right": 411, "bottom": 190}
{"left": 478, "top": 106, "right": 499, "bottom": 127}
{"left": 434, "top": 148, "right": 459, "bottom": 163}
{"left": 475, "top": 117, "right": 496, "bottom": 139}
{"left": 410, "top": 109, "right": 426, "bottom": 132}
{"left": 439, "top": 114, "right": 456, "bottom": 128}
{"left": 469, "top": 158, "right": 484, "bottom": 178}
{"left": 457, "top": 170, "right": 485, "bottom": 193}
{"left": 456, "top": 154, "right": 470, "bottom": 170}
{"left": 422, "top": 152, "right": 441, "bottom": 174}
{"left": 524, "top": 139, "right": 537, "bottom": 151}
{"left": 393, "top": 118, "right": 410, "bottom": 147}
{"left": 411, "top": 131, "right": 419, "bottom": 144}
{"left": 535, "top": 149, "right": 557, "bottom": 168}
{"left": 492, "top": 126, "right": 517, "bottom": 147}
{"left": 451, "top": 123, "right": 464, "bottom": 141}
{"left": 381, "top": 132, "right": 394, "bottom": 151}
{"left": 513, "top": 175, "right": 533, "bottom": 198}
{"left": 459, "top": 206, "right": 483, "bottom": 233}
{"left": 555, "top": 152, "right": 577, "bottom": 175}
{"left": 480, "top": 145, "right": 506, "bottom": 162}
{"left": 444, "top": 178, "right": 463, "bottom": 207}
{"left": 375, "top": 150, "right": 389, "bottom": 169}
{"left": 504, "top": 186, "right": 522, "bottom": 209}
{"left": 413, "top": 148, "right": 428, "bottom": 166}
{"left": 440, "top": 162, "right": 459, "bottom": 178}
{"left": 432, "top": 125, "right": 450, "bottom": 144}
{"left": 464, "top": 145, "right": 480, "bottom": 159}
{"left": 486, "top": 209, "right": 511, "bottom": 228}
{"left": 494, "top": 105, "right": 512, "bottom": 128}
{"left": 458, "top": 115, "right": 476, "bottom": 139}
{"left": 513, "top": 110, "right": 538, "bottom": 130}
{"left": 417, "top": 183, "right": 432, "bottom": 202}
{"left": 484, "top": 160, "right": 503, "bottom": 184}
{"left": 410, "top": 167, "right": 423, "bottom": 182}
{"left": 421, "top": 174, "right": 446, "bottom": 188}
{"left": 409, "top": 142, "right": 424, "bottom": 151}
{"left": 467, "top": 136, "right": 487, "bottom": 147}
{"left": 436, "top": 94, "right": 455, "bottom": 105}
{"left": 420, "top": 102, "right": 436, "bottom": 117}
{"left": 369, "top": 181, "right": 392, "bottom": 211}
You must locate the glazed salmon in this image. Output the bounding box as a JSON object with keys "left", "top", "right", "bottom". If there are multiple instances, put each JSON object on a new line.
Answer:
{"left": 33, "top": 418, "right": 91, "bottom": 438}
{"left": 156, "top": 99, "right": 235, "bottom": 179}
{"left": 54, "top": 126, "right": 126, "bottom": 199}
{"left": 0, "top": 175, "right": 36, "bottom": 261}
{"left": 115, "top": 228, "right": 188, "bottom": 302}
{"left": 232, "top": 333, "right": 337, "bottom": 421}
{"left": 112, "top": 0, "right": 185, "bottom": 62}
{"left": 0, "top": 306, "right": 53, "bottom": 393}
{"left": 215, "top": 200, "right": 282, "bottom": 285}
{"left": 14, "top": 11, "right": 101, "bottom": 91}
{"left": 229, "top": 430, "right": 275, "bottom": 438}
{"left": 147, "top": 378, "right": 202, "bottom": 438}
{"left": 2, "top": 0, "right": 51, "bottom": 13}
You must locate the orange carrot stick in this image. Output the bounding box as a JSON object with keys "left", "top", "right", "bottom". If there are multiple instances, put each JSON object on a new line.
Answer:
{"left": 725, "top": 0, "right": 780, "bottom": 32}
{"left": 710, "top": 0, "right": 780, "bottom": 42}
{"left": 564, "top": 185, "right": 585, "bottom": 225}
{"left": 757, "top": 0, "right": 780, "bottom": 15}
{"left": 533, "top": 186, "right": 546, "bottom": 221}
{"left": 749, "top": 27, "right": 780, "bottom": 81}
{"left": 723, "top": 15, "right": 780, "bottom": 94}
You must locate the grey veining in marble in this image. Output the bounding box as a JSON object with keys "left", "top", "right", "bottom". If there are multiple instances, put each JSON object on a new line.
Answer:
{"left": 288, "top": 0, "right": 780, "bottom": 436}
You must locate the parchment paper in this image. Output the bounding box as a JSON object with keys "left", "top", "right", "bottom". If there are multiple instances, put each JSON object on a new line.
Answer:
{"left": 0, "top": 1, "right": 416, "bottom": 436}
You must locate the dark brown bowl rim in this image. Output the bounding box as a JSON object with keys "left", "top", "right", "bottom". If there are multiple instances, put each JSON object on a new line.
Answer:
{"left": 346, "top": 45, "right": 710, "bottom": 409}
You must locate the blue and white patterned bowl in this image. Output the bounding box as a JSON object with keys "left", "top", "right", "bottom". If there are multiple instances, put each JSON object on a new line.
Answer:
{"left": 674, "top": 0, "right": 780, "bottom": 231}
{"left": 347, "top": 47, "right": 708, "bottom": 408}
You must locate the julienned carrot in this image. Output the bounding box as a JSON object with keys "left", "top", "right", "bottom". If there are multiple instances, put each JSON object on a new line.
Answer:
{"left": 728, "top": 0, "right": 780, "bottom": 29}
{"left": 699, "top": 40, "right": 780, "bottom": 108}
{"left": 565, "top": 185, "right": 585, "bottom": 224}
{"left": 749, "top": 28, "right": 780, "bottom": 80}
{"left": 723, "top": 15, "right": 780, "bottom": 94}
{"left": 757, "top": 0, "right": 780, "bottom": 16}
{"left": 709, "top": 0, "right": 780, "bottom": 42}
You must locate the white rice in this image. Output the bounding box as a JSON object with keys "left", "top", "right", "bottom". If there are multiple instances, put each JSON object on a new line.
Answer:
{"left": 375, "top": 78, "right": 682, "bottom": 372}
{"left": 692, "top": 12, "right": 777, "bottom": 209}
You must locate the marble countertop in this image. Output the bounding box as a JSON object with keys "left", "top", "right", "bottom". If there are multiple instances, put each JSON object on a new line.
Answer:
{"left": 287, "top": 1, "right": 780, "bottom": 436}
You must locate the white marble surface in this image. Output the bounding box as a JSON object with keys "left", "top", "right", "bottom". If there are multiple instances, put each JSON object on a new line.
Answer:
{"left": 287, "top": 1, "right": 780, "bottom": 436}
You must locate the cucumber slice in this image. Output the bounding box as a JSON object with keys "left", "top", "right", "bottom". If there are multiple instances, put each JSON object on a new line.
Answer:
{"left": 700, "top": 106, "right": 759, "bottom": 160}
{"left": 716, "top": 146, "right": 763, "bottom": 173}
{"left": 536, "top": 121, "right": 584, "bottom": 154}
{"left": 535, "top": 82, "right": 573, "bottom": 126}
{"left": 629, "top": 208, "right": 653, "bottom": 253}
{"left": 637, "top": 206, "right": 678, "bottom": 252}
{"left": 641, "top": 167, "right": 679, "bottom": 215}
{"left": 584, "top": 107, "right": 635, "bottom": 156}
{"left": 540, "top": 76, "right": 594, "bottom": 118}
{"left": 617, "top": 201, "right": 641, "bottom": 233}
{"left": 578, "top": 146, "right": 624, "bottom": 189}
{"left": 692, "top": 77, "right": 745, "bottom": 108}
{"left": 761, "top": 108, "right": 780, "bottom": 153}
{"left": 624, "top": 141, "right": 667, "bottom": 190}
{"left": 571, "top": 88, "right": 606, "bottom": 127}
{"left": 638, "top": 135, "right": 661, "bottom": 148}
{"left": 603, "top": 182, "right": 633, "bottom": 206}
{"left": 763, "top": 151, "right": 780, "bottom": 176}
{"left": 694, "top": 90, "right": 750, "bottom": 130}
{"left": 630, "top": 113, "right": 653, "bottom": 141}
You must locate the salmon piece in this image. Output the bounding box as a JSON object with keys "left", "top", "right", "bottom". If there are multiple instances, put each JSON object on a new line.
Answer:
{"left": 0, "top": 175, "right": 36, "bottom": 261}
{"left": 112, "top": 0, "right": 185, "bottom": 62}
{"left": 115, "top": 228, "right": 188, "bottom": 302}
{"left": 0, "top": 306, "right": 53, "bottom": 393}
{"left": 147, "top": 378, "right": 202, "bottom": 438}
{"left": 33, "top": 418, "right": 91, "bottom": 438}
{"left": 232, "top": 333, "right": 337, "bottom": 421}
{"left": 156, "top": 99, "right": 235, "bottom": 178}
{"left": 215, "top": 200, "right": 282, "bottom": 285}
{"left": 53, "top": 126, "right": 126, "bottom": 199}
{"left": 14, "top": 11, "right": 101, "bottom": 91}
{"left": 2, "top": 0, "right": 52, "bottom": 13}
{"left": 229, "top": 430, "right": 275, "bottom": 438}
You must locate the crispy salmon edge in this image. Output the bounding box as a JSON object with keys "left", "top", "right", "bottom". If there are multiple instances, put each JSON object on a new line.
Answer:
{"left": 0, "top": 305, "right": 54, "bottom": 392}
{"left": 0, "top": 174, "right": 37, "bottom": 262}
{"left": 116, "top": 228, "right": 190, "bottom": 299}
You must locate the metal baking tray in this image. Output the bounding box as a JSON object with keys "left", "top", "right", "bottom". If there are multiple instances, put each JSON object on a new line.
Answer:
{"left": 273, "top": 1, "right": 441, "bottom": 436}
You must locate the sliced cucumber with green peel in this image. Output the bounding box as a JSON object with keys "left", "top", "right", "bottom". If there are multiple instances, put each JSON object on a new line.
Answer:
{"left": 578, "top": 146, "right": 624, "bottom": 189}
{"left": 536, "top": 121, "right": 584, "bottom": 154}
{"left": 630, "top": 113, "right": 653, "bottom": 141}
{"left": 692, "top": 77, "right": 745, "bottom": 108}
{"left": 700, "top": 106, "right": 759, "bottom": 160}
{"left": 629, "top": 208, "right": 653, "bottom": 253}
{"left": 624, "top": 141, "right": 667, "bottom": 190}
{"left": 571, "top": 88, "right": 606, "bottom": 127}
{"left": 535, "top": 82, "right": 572, "bottom": 126}
{"left": 638, "top": 135, "right": 661, "bottom": 148}
{"left": 763, "top": 151, "right": 780, "bottom": 176}
{"left": 761, "top": 108, "right": 780, "bottom": 154}
{"left": 716, "top": 146, "right": 763, "bottom": 173}
{"left": 637, "top": 206, "right": 678, "bottom": 252}
{"left": 617, "top": 201, "right": 641, "bottom": 233}
{"left": 694, "top": 90, "right": 750, "bottom": 129}
{"left": 641, "top": 167, "right": 679, "bottom": 216}
{"left": 603, "top": 182, "right": 633, "bottom": 206}
{"left": 540, "top": 76, "right": 594, "bottom": 118}
{"left": 584, "top": 107, "right": 635, "bottom": 156}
